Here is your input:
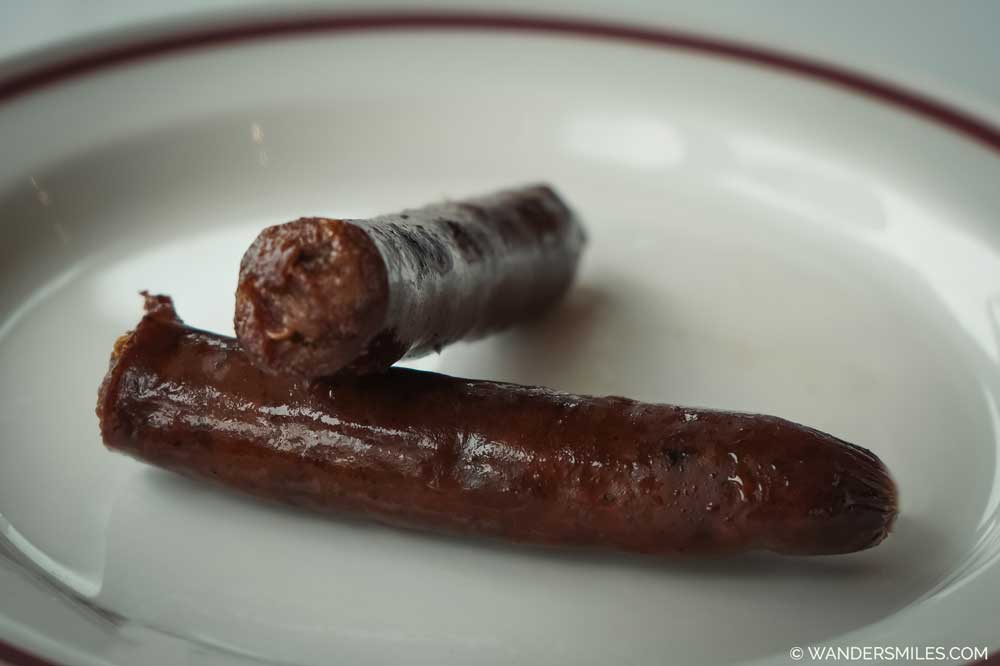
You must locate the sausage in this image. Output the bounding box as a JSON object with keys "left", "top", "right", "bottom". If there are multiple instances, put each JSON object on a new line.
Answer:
{"left": 99, "top": 295, "right": 897, "bottom": 556}
{"left": 234, "top": 184, "right": 586, "bottom": 377}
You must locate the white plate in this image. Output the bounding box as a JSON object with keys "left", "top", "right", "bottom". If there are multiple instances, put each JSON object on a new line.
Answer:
{"left": 1, "top": 13, "right": 998, "bottom": 666}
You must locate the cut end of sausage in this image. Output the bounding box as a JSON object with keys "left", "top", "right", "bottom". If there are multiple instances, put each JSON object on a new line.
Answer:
{"left": 96, "top": 329, "right": 132, "bottom": 448}
{"left": 235, "top": 218, "right": 389, "bottom": 377}
{"left": 97, "top": 292, "right": 183, "bottom": 452}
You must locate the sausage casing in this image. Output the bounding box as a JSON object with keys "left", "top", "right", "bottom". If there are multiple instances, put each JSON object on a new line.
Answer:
{"left": 100, "top": 295, "right": 897, "bottom": 556}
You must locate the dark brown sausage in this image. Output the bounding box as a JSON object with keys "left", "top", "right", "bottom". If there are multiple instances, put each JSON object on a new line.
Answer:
{"left": 99, "top": 295, "right": 896, "bottom": 556}
{"left": 234, "top": 184, "right": 586, "bottom": 377}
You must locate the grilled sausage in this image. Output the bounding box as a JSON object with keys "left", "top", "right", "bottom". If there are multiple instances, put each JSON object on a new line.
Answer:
{"left": 99, "top": 295, "right": 897, "bottom": 556}
{"left": 234, "top": 184, "right": 585, "bottom": 377}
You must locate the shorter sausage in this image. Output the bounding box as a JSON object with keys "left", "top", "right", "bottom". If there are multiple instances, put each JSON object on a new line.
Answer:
{"left": 234, "top": 184, "right": 586, "bottom": 377}
{"left": 99, "top": 295, "right": 897, "bottom": 556}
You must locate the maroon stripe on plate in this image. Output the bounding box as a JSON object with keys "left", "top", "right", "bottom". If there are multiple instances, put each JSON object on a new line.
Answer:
{"left": 0, "top": 9, "right": 996, "bottom": 666}
{"left": 0, "top": 12, "right": 999, "bottom": 154}
{"left": 0, "top": 639, "right": 59, "bottom": 666}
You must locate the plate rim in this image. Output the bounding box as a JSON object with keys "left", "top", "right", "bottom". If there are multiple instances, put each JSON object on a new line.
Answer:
{"left": 2, "top": 10, "right": 1000, "bottom": 155}
{"left": 0, "top": 9, "right": 997, "bottom": 666}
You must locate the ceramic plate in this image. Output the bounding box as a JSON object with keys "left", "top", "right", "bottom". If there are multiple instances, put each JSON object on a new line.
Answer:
{"left": 1, "top": 12, "right": 998, "bottom": 666}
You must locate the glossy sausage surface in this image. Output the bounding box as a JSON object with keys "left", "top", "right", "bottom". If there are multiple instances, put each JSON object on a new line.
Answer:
{"left": 235, "top": 184, "right": 586, "bottom": 377}
{"left": 100, "top": 295, "right": 897, "bottom": 556}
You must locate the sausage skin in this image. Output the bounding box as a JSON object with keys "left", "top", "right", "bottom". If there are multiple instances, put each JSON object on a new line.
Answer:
{"left": 234, "top": 184, "right": 585, "bottom": 377}
{"left": 99, "top": 295, "right": 896, "bottom": 556}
